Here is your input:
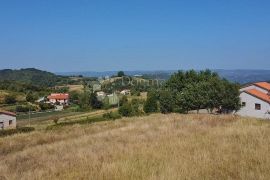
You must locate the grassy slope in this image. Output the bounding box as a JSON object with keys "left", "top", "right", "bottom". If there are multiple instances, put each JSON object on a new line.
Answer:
{"left": 1, "top": 114, "right": 270, "bottom": 180}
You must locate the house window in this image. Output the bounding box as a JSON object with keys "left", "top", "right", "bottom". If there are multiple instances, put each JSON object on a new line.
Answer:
{"left": 9, "top": 120, "right": 13, "bottom": 125}
{"left": 255, "top": 103, "right": 261, "bottom": 110}
{"left": 242, "top": 102, "right": 246, "bottom": 107}
{"left": 0, "top": 122, "right": 3, "bottom": 129}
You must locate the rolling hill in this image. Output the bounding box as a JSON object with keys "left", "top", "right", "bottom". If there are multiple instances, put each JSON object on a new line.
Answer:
{"left": 58, "top": 69, "right": 270, "bottom": 84}
{"left": 0, "top": 68, "right": 67, "bottom": 87}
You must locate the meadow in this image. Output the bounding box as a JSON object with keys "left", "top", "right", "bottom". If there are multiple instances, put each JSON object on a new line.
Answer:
{"left": 0, "top": 114, "right": 270, "bottom": 180}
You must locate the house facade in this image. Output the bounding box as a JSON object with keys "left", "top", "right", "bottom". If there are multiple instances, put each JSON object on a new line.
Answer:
{"left": 237, "top": 82, "right": 270, "bottom": 119}
{"left": 47, "top": 93, "right": 69, "bottom": 105}
{"left": 0, "top": 111, "right": 16, "bottom": 130}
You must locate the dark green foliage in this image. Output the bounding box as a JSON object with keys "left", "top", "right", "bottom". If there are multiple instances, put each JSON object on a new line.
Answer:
{"left": 103, "top": 111, "right": 122, "bottom": 120}
{"left": 90, "top": 92, "right": 103, "bottom": 109}
{"left": 117, "top": 71, "right": 125, "bottom": 77}
{"left": 220, "top": 80, "right": 241, "bottom": 113}
{"left": 78, "top": 92, "right": 90, "bottom": 110}
{"left": 131, "top": 88, "right": 140, "bottom": 96}
{"left": 0, "top": 127, "right": 35, "bottom": 137}
{"left": 119, "top": 103, "right": 133, "bottom": 117}
{"left": 4, "top": 94, "right": 17, "bottom": 104}
{"left": 165, "top": 70, "right": 241, "bottom": 114}
{"left": 55, "top": 86, "right": 69, "bottom": 93}
{"left": 119, "top": 96, "right": 128, "bottom": 106}
{"left": 0, "top": 68, "right": 67, "bottom": 87}
{"left": 39, "top": 103, "right": 55, "bottom": 111}
{"left": 26, "top": 92, "right": 38, "bottom": 103}
{"left": 69, "top": 91, "right": 80, "bottom": 104}
{"left": 159, "top": 90, "right": 175, "bottom": 114}
{"left": 144, "top": 91, "right": 159, "bottom": 113}
{"left": 118, "top": 98, "right": 144, "bottom": 117}
{"left": 16, "top": 105, "right": 36, "bottom": 112}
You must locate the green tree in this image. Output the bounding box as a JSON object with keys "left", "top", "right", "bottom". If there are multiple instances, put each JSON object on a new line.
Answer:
{"left": 26, "top": 92, "right": 38, "bottom": 103}
{"left": 143, "top": 91, "right": 158, "bottom": 113}
{"left": 4, "top": 94, "right": 16, "bottom": 104}
{"left": 78, "top": 92, "right": 90, "bottom": 110}
{"left": 90, "top": 92, "right": 102, "bottom": 109}
{"left": 159, "top": 90, "right": 175, "bottom": 114}
{"left": 117, "top": 71, "right": 125, "bottom": 77}
{"left": 119, "top": 103, "right": 133, "bottom": 117}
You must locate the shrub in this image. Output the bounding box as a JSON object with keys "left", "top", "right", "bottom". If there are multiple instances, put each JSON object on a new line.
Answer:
{"left": 39, "top": 103, "right": 55, "bottom": 111}
{"left": 119, "top": 103, "right": 133, "bottom": 117}
{"left": 16, "top": 105, "right": 36, "bottom": 112}
{"left": 103, "top": 111, "right": 122, "bottom": 120}
{"left": 4, "top": 94, "right": 17, "bottom": 104}
{"left": 144, "top": 91, "right": 158, "bottom": 113}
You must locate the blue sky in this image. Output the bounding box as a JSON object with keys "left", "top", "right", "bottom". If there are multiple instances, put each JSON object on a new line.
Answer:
{"left": 0, "top": 0, "right": 270, "bottom": 72}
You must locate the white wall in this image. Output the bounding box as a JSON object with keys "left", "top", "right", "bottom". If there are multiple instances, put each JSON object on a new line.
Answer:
{"left": 0, "top": 114, "right": 16, "bottom": 130}
{"left": 237, "top": 92, "right": 270, "bottom": 119}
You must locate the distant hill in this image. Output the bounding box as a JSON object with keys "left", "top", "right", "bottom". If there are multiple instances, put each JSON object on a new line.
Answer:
{"left": 57, "top": 69, "right": 270, "bottom": 84}
{"left": 0, "top": 68, "right": 66, "bottom": 87}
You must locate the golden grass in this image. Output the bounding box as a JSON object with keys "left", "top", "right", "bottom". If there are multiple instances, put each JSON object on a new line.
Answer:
{"left": 1, "top": 114, "right": 270, "bottom": 180}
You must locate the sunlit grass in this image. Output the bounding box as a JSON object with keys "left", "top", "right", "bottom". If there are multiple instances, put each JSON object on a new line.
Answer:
{"left": 0, "top": 114, "right": 270, "bottom": 180}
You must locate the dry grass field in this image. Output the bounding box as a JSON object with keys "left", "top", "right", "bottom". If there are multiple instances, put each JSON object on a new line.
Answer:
{"left": 1, "top": 114, "right": 270, "bottom": 180}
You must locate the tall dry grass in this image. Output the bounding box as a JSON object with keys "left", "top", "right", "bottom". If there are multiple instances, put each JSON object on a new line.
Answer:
{"left": 0, "top": 114, "right": 270, "bottom": 180}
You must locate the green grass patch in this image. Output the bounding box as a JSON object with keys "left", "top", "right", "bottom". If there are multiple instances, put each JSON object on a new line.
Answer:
{"left": 46, "top": 116, "right": 109, "bottom": 130}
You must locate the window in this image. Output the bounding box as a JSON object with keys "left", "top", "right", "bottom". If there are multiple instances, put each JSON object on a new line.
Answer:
{"left": 255, "top": 103, "right": 261, "bottom": 110}
{"left": 242, "top": 102, "right": 246, "bottom": 107}
{"left": 9, "top": 120, "right": 13, "bottom": 125}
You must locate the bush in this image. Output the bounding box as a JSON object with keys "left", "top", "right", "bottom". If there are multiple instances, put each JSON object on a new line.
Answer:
{"left": 103, "top": 111, "right": 122, "bottom": 120}
{"left": 16, "top": 105, "right": 36, "bottom": 112}
{"left": 144, "top": 91, "right": 159, "bottom": 113}
{"left": 39, "top": 103, "right": 55, "bottom": 111}
{"left": 119, "top": 99, "right": 144, "bottom": 117}
{"left": 119, "top": 103, "right": 133, "bottom": 117}
{"left": 4, "top": 94, "right": 17, "bottom": 104}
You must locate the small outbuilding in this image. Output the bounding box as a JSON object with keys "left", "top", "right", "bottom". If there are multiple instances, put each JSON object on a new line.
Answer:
{"left": 0, "top": 111, "right": 16, "bottom": 130}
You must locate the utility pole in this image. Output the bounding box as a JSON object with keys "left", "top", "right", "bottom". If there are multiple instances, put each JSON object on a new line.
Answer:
{"left": 28, "top": 107, "right": 31, "bottom": 126}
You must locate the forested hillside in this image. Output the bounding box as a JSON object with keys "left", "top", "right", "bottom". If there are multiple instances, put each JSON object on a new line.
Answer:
{"left": 0, "top": 68, "right": 68, "bottom": 87}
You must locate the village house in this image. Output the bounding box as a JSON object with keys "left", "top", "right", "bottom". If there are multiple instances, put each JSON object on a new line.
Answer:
{"left": 120, "top": 89, "right": 131, "bottom": 96}
{"left": 47, "top": 93, "right": 69, "bottom": 105}
{"left": 237, "top": 82, "right": 270, "bottom": 119}
{"left": 0, "top": 111, "right": 16, "bottom": 130}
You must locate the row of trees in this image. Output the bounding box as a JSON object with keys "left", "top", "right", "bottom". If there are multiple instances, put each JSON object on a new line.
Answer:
{"left": 144, "top": 70, "right": 241, "bottom": 114}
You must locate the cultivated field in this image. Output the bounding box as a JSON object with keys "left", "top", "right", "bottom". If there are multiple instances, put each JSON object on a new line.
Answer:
{"left": 0, "top": 114, "right": 270, "bottom": 180}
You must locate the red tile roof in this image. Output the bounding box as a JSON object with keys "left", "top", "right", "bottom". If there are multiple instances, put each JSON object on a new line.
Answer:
{"left": 245, "top": 89, "right": 270, "bottom": 104}
{"left": 254, "top": 82, "right": 270, "bottom": 91}
{"left": 48, "top": 93, "right": 69, "bottom": 100}
{"left": 0, "top": 110, "right": 16, "bottom": 117}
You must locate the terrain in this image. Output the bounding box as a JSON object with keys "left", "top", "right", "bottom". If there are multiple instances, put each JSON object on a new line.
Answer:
{"left": 0, "top": 68, "right": 71, "bottom": 87}
{"left": 1, "top": 114, "right": 270, "bottom": 180}
{"left": 58, "top": 69, "right": 270, "bottom": 84}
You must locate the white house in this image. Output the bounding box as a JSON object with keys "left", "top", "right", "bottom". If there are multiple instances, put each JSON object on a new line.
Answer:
{"left": 120, "top": 89, "right": 131, "bottom": 95}
{"left": 237, "top": 82, "right": 270, "bottom": 119}
{"left": 0, "top": 111, "right": 16, "bottom": 130}
{"left": 47, "top": 93, "right": 69, "bottom": 105}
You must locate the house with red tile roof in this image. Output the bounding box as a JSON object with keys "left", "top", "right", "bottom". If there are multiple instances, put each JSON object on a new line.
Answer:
{"left": 47, "top": 93, "right": 69, "bottom": 105}
{"left": 0, "top": 110, "right": 16, "bottom": 130}
{"left": 238, "top": 82, "right": 270, "bottom": 119}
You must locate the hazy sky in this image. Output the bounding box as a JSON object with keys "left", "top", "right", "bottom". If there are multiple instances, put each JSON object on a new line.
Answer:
{"left": 1, "top": 0, "right": 270, "bottom": 72}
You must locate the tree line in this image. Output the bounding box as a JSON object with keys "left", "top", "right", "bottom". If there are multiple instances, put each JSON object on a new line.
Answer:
{"left": 144, "top": 70, "right": 241, "bottom": 114}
